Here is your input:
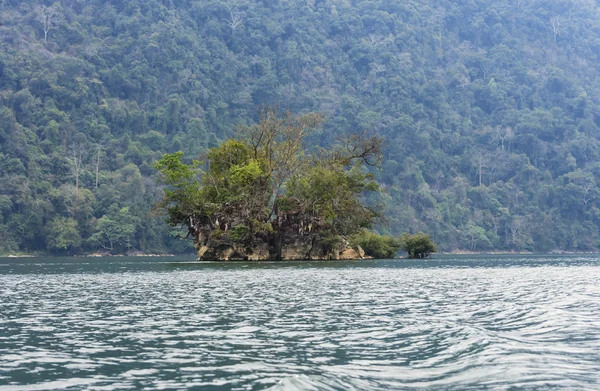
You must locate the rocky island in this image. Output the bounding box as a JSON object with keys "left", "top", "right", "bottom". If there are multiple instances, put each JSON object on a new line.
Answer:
{"left": 155, "top": 107, "right": 384, "bottom": 261}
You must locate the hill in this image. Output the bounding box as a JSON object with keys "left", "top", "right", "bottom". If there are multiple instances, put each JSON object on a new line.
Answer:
{"left": 1, "top": 0, "right": 600, "bottom": 254}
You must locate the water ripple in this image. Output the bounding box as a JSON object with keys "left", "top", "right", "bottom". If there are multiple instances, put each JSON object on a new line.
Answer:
{"left": 0, "top": 256, "right": 599, "bottom": 390}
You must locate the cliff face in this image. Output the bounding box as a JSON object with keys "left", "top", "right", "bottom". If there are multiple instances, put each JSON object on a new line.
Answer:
{"left": 190, "top": 195, "right": 371, "bottom": 261}
{"left": 194, "top": 228, "right": 367, "bottom": 261}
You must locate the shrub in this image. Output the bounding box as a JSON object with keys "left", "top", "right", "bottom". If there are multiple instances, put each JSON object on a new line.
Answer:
{"left": 230, "top": 225, "right": 250, "bottom": 242}
{"left": 350, "top": 230, "right": 402, "bottom": 259}
{"left": 400, "top": 232, "right": 437, "bottom": 258}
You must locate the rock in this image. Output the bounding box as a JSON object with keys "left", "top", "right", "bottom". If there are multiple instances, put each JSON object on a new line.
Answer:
{"left": 228, "top": 250, "right": 248, "bottom": 261}
{"left": 245, "top": 243, "right": 270, "bottom": 260}
{"left": 197, "top": 245, "right": 210, "bottom": 259}
{"left": 280, "top": 247, "right": 304, "bottom": 260}
{"left": 339, "top": 248, "right": 360, "bottom": 260}
{"left": 195, "top": 228, "right": 364, "bottom": 261}
{"left": 199, "top": 251, "right": 218, "bottom": 260}
{"left": 218, "top": 246, "right": 234, "bottom": 260}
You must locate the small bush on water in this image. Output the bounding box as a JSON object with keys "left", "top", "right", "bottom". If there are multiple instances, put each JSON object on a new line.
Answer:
{"left": 400, "top": 232, "right": 437, "bottom": 259}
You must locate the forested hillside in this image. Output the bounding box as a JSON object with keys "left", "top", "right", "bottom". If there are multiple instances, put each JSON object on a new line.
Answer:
{"left": 1, "top": 0, "right": 600, "bottom": 254}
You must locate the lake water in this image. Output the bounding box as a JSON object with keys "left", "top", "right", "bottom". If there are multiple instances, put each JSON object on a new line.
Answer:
{"left": 0, "top": 256, "right": 599, "bottom": 390}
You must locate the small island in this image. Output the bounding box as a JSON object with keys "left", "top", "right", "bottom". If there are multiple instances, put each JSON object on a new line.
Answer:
{"left": 154, "top": 107, "right": 397, "bottom": 261}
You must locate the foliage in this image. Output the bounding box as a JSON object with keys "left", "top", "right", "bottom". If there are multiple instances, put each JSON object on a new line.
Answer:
{"left": 153, "top": 151, "right": 203, "bottom": 228}
{"left": 45, "top": 217, "right": 81, "bottom": 252}
{"left": 0, "top": 0, "right": 600, "bottom": 254}
{"left": 400, "top": 233, "right": 438, "bottom": 259}
{"left": 230, "top": 224, "right": 250, "bottom": 243}
{"left": 285, "top": 164, "right": 380, "bottom": 236}
{"left": 88, "top": 206, "right": 136, "bottom": 252}
{"left": 154, "top": 108, "right": 383, "bottom": 257}
{"left": 350, "top": 230, "right": 402, "bottom": 259}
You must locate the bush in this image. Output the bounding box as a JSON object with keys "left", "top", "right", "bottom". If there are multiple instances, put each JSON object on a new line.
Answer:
{"left": 350, "top": 230, "right": 402, "bottom": 259}
{"left": 400, "top": 232, "right": 437, "bottom": 258}
{"left": 230, "top": 225, "right": 250, "bottom": 242}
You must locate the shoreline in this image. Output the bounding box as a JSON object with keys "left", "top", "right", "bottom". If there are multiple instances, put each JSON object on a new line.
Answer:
{"left": 0, "top": 253, "right": 182, "bottom": 258}
{"left": 83, "top": 252, "right": 177, "bottom": 258}
{"left": 3, "top": 251, "right": 600, "bottom": 259}
{"left": 445, "top": 250, "right": 600, "bottom": 255}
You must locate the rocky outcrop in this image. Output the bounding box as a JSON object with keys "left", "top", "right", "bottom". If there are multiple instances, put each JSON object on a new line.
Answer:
{"left": 197, "top": 241, "right": 271, "bottom": 261}
{"left": 194, "top": 231, "right": 367, "bottom": 261}
{"left": 192, "top": 198, "right": 369, "bottom": 261}
{"left": 339, "top": 246, "right": 365, "bottom": 260}
{"left": 195, "top": 229, "right": 270, "bottom": 261}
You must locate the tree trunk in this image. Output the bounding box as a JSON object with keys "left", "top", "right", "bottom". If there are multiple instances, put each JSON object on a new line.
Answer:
{"left": 95, "top": 151, "right": 100, "bottom": 188}
{"left": 275, "top": 231, "right": 283, "bottom": 261}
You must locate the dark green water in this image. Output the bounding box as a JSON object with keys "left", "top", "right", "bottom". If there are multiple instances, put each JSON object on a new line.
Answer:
{"left": 0, "top": 255, "right": 599, "bottom": 390}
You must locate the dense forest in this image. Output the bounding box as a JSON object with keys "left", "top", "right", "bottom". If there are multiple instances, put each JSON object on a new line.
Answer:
{"left": 1, "top": 0, "right": 600, "bottom": 254}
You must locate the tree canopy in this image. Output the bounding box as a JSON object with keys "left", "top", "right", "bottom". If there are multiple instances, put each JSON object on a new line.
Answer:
{"left": 154, "top": 107, "right": 383, "bottom": 259}
{"left": 350, "top": 229, "right": 402, "bottom": 259}
{"left": 401, "top": 233, "right": 438, "bottom": 259}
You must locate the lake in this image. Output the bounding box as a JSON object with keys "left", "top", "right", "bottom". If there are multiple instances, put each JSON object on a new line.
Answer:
{"left": 0, "top": 255, "right": 599, "bottom": 390}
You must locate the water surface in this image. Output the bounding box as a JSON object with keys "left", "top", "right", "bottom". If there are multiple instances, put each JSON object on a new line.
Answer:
{"left": 1, "top": 256, "right": 599, "bottom": 390}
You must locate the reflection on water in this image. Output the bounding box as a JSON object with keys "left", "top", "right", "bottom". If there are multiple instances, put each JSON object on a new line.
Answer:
{"left": 0, "top": 256, "right": 599, "bottom": 390}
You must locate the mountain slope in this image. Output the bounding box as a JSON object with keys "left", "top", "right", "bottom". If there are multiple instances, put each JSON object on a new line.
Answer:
{"left": 1, "top": 0, "right": 600, "bottom": 253}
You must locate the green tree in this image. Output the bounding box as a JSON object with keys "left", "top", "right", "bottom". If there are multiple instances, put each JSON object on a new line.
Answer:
{"left": 45, "top": 217, "right": 81, "bottom": 252}
{"left": 350, "top": 230, "right": 402, "bottom": 259}
{"left": 155, "top": 108, "right": 383, "bottom": 259}
{"left": 462, "top": 222, "right": 492, "bottom": 251}
{"left": 89, "top": 207, "right": 136, "bottom": 251}
{"left": 401, "top": 232, "right": 437, "bottom": 259}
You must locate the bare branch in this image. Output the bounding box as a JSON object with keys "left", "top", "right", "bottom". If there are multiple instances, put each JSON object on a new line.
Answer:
{"left": 228, "top": 8, "right": 243, "bottom": 32}
{"left": 495, "top": 126, "right": 514, "bottom": 151}
{"left": 550, "top": 16, "right": 561, "bottom": 43}
{"left": 471, "top": 149, "right": 488, "bottom": 187}
{"left": 366, "top": 34, "right": 389, "bottom": 48}
{"left": 36, "top": 4, "right": 60, "bottom": 42}
{"left": 334, "top": 132, "right": 383, "bottom": 167}
{"left": 82, "top": 41, "right": 101, "bottom": 60}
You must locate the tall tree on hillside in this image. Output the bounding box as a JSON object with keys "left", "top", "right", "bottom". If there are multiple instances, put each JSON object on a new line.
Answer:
{"left": 472, "top": 149, "right": 489, "bottom": 187}
{"left": 35, "top": 4, "right": 60, "bottom": 42}
{"left": 550, "top": 16, "right": 561, "bottom": 43}
{"left": 68, "top": 137, "right": 88, "bottom": 196}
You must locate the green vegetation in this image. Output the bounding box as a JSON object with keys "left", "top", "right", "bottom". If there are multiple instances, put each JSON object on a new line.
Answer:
{"left": 401, "top": 233, "right": 438, "bottom": 259}
{"left": 154, "top": 107, "right": 383, "bottom": 259}
{"left": 350, "top": 230, "right": 402, "bottom": 259}
{"left": 1, "top": 1, "right": 600, "bottom": 254}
